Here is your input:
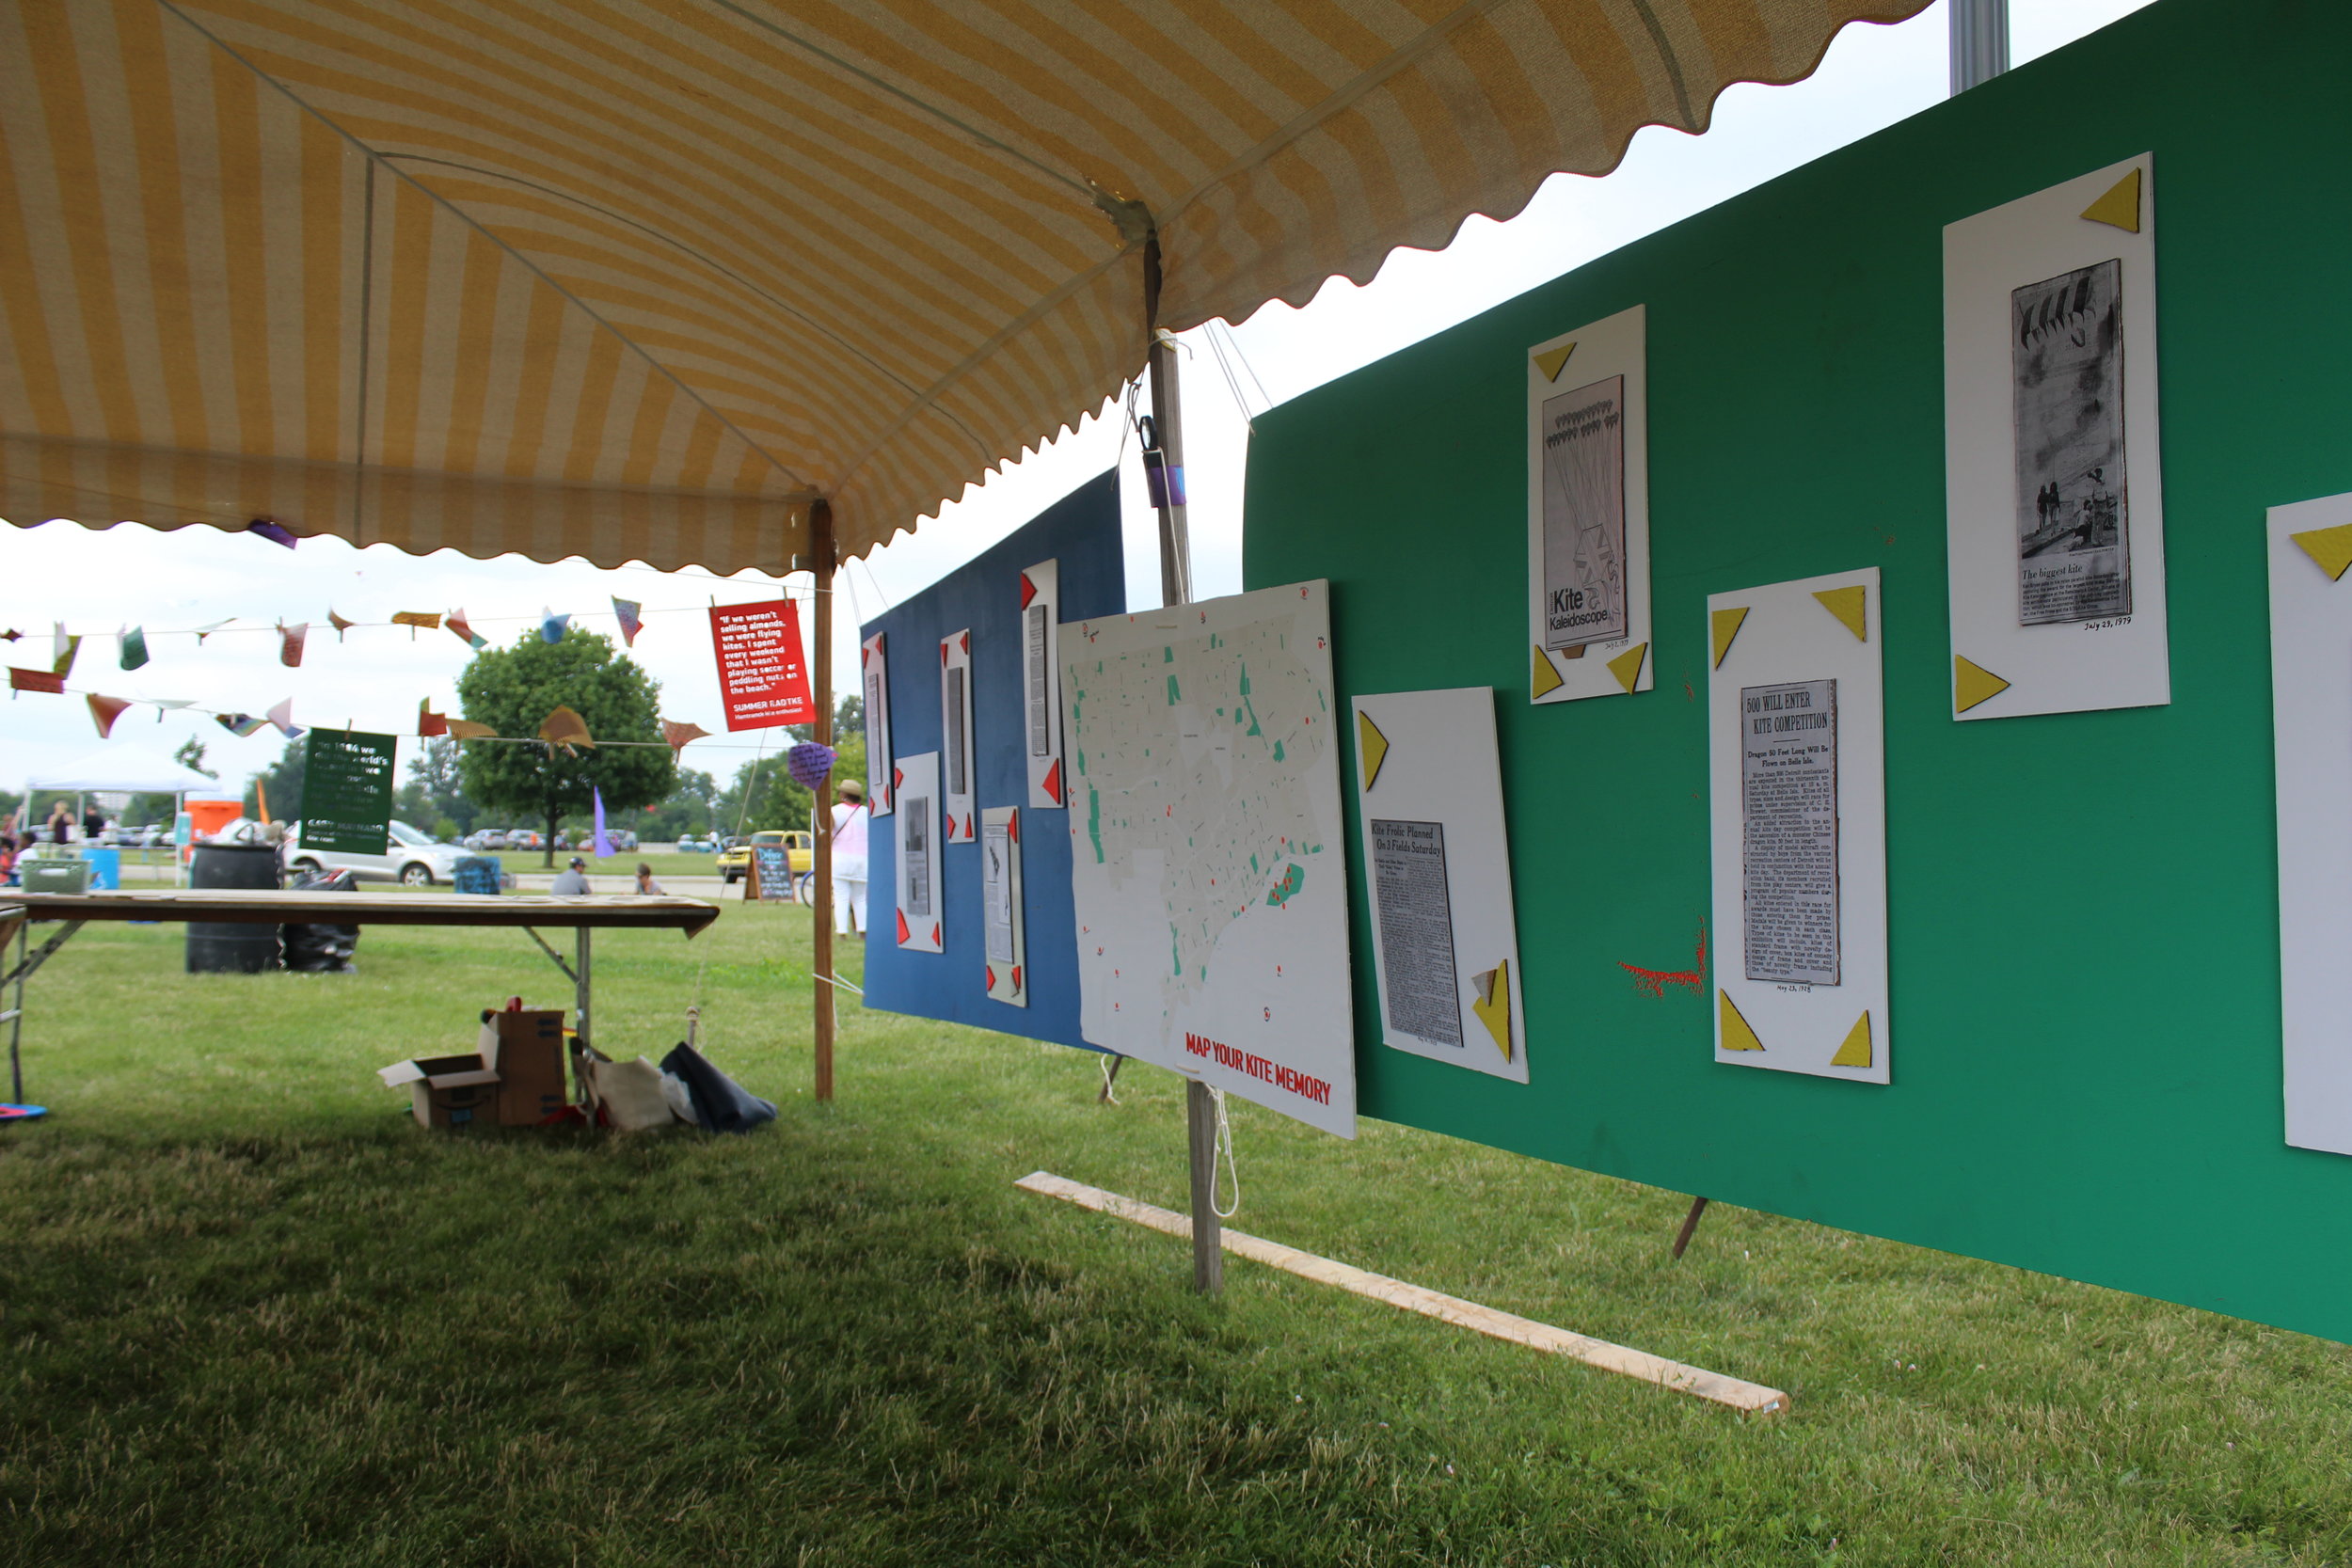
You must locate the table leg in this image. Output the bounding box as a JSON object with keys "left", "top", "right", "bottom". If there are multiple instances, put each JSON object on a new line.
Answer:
{"left": 575, "top": 927, "right": 593, "bottom": 1059}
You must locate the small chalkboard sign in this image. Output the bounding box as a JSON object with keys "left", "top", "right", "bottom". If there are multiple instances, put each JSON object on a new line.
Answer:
{"left": 302, "top": 730, "right": 396, "bottom": 855}
{"left": 750, "top": 844, "right": 793, "bottom": 901}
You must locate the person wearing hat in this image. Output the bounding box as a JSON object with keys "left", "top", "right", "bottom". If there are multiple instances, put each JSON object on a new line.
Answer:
{"left": 828, "top": 775, "right": 870, "bottom": 937}
{"left": 551, "top": 855, "right": 594, "bottom": 895}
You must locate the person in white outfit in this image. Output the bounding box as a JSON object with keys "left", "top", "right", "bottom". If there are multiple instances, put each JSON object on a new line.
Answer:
{"left": 830, "top": 776, "right": 869, "bottom": 937}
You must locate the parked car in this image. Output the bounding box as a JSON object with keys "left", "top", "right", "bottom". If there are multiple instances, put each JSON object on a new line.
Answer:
{"left": 464, "top": 828, "right": 510, "bottom": 851}
{"left": 287, "top": 819, "right": 468, "bottom": 886}
{"left": 510, "top": 829, "right": 546, "bottom": 852}
{"left": 606, "top": 829, "right": 639, "bottom": 853}
{"left": 719, "top": 830, "right": 812, "bottom": 885}
{"left": 675, "top": 833, "right": 718, "bottom": 854}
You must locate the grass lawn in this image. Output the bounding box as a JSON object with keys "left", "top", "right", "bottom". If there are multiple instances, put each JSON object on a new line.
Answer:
{"left": 1, "top": 906, "right": 2346, "bottom": 1566}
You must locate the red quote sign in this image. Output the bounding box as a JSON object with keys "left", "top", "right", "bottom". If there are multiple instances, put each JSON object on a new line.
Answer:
{"left": 709, "top": 599, "right": 816, "bottom": 731}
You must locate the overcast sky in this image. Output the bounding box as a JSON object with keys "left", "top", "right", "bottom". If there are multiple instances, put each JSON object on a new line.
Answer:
{"left": 3, "top": 0, "right": 2151, "bottom": 800}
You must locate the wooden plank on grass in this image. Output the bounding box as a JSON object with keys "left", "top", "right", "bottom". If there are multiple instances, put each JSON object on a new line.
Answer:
{"left": 1016, "top": 1170, "right": 1789, "bottom": 1416}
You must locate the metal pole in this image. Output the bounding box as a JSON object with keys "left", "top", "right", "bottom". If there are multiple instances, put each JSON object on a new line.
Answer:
{"left": 574, "top": 927, "right": 593, "bottom": 1061}
{"left": 1948, "top": 0, "right": 2009, "bottom": 95}
{"left": 8, "top": 920, "right": 25, "bottom": 1103}
{"left": 810, "top": 498, "right": 837, "bottom": 1103}
{"left": 1144, "top": 229, "right": 1220, "bottom": 1295}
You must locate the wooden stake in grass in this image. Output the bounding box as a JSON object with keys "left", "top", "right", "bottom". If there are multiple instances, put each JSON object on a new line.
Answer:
{"left": 1016, "top": 1171, "right": 1789, "bottom": 1416}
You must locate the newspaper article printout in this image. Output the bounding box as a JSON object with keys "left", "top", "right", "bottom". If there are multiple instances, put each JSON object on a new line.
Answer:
{"left": 2014, "top": 259, "right": 2130, "bottom": 625}
{"left": 984, "top": 817, "right": 1015, "bottom": 964}
{"left": 903, "top": 796, "right": 931, "bottom": 918}
{"left": 1740, "top": 679, "right": 1841, "bottom": 985}
{"left": 1371, "top": 818, "right": 1464, "bottom": 1048}
{"left": 1539, "top": 373, "right": 1629, "bottom": 652}
{"left": 1025, "top": 605, "right": 1050, "bottom": 755}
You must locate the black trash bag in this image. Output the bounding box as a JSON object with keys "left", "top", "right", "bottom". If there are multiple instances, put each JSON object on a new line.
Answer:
{"left": 281, "top": 867, "right": 362, "bottom": 974}
{"left": 659, "top": 1040, "right": 777, "bottom": 1134}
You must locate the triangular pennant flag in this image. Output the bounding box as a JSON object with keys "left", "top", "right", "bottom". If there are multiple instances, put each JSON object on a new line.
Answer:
{"left": 660, "top": 719, "right": 709, "bottom": 753}
{"left": 1813, "top": 584, "right": 1867, "bottom": 641}
{"left": 10, "top": 667, "right": 65, "bottom": 694}
{"left": 447, "top": 609, "right": 486, "bottom": 649}
{"left": 0, "top": 628, "right": 18, "bottom": 641}
{"left": 1531, "top": 644, "right": 1565, "bottom": 699}
{"left": 1357, "top": 709, "right": 1391, "bottom": 789}
{"left": 265, "top": 698, "right": 303, "bottom": 737}
{"left": 328, "top": 610, "right": 356, "bottom": 640}
{"left": 215, "top": 712, "right": 267, "bottom": 736}
{"left": 392, "top": 610, "right": 442, "bottom": 633}
{"left": 1719, "top": 990, "right": 1766, "bottom": 1052}
{"left": 1830, "top": 1010, "right": 1873, "bottom": 1069}
{"left": 445, "top": 719, "right": 497, "bottom": 740}
{"left": 612, "top": 597, "right": 643, "bottom": 647}
{"left": 1710, "top": 607, "right": 1749, "bottom": 669}
{"left": 2080, "top": 166, "right": 2141, "bottom": 233}
{"left": 52, "top": 627, "right": 80, "bottom": 676}
{"left": 592, "top": 786, "right": 612, "bottom": 859}
{"left": 278, "top": 622, "right": 308, "bottom": 668}
{"left": 1954, "top": 656, "right": 2012, "bottom": 714}
{"left": 192, "top": 619, "right": 230, "bottom": 643}
{"left": 1606, "top": 641, "right": 1647, "bottom": 694}
{"left": 1532, "top": 342, "right": 1576, "bottom": 382}
{"left": 2290, "top": 522, "right": 2352, "bottom": 582}
{"left": 87, "top": 694, "right": 132, "bottom": 738}
{"left": 539, "top": 705, "right": 594, "bottom": 752}
{"left": 418, "top": 701, "right": 450, "bottom": 738}
{"left": 119, "top": 626, "right": 149, "bottom": 671}
{"left": 539, "top": 609, "right": 571, "bottom": 644}
{"left": 1470, "top": 960, "right": 1512, "bottom": 1061}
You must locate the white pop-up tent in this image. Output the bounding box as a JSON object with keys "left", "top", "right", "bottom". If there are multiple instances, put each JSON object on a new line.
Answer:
{"left": 25, "top": 747, "right": 225, "bottom": 798}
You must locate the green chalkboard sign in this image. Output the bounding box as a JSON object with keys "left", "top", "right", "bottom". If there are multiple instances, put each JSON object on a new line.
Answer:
{"left": 750, "top": 844, "right": 794, "bottom": 901}
{"left": 1244, "top": 0, "right": 2352, "bottom": 1342}
{"left": 301, "top": 730, "right": 395, "bottom": 855}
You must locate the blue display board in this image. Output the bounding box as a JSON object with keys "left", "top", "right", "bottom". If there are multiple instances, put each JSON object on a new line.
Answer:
{"left": 862, "top": 471, "right": 1124, "bottom": 1046}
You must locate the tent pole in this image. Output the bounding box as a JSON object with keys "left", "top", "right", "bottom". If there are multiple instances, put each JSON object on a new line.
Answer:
{"left": 810, "top": 497, "right": 837, "bottom": 1103}
{"left": 1144, "top": 229, "right": 1219, "bottom": 1296}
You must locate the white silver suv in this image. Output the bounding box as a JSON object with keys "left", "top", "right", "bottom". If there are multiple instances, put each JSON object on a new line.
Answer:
{"left": 287, "top": 819, "right": 468, "bottom": 887}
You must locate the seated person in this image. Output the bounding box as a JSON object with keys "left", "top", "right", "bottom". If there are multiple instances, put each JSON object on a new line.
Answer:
{"left": 551, "top": 856, "right": 593, "bottom": 895}
{"left": 634, "top": 863, "right": 665, "bottom": 895}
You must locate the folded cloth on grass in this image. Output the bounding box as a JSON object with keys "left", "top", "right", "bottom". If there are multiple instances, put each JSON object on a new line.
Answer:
{"left": 660, "top": 1041, "right": 777, "bottom": 1134}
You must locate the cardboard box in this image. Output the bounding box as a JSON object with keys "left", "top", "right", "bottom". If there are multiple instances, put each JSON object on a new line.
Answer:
{"left": 481, "top": 1009, "right": 568, "bottom": 1126}
{"left": 378, "top": 1053, "right": 501, "bottom": 1130}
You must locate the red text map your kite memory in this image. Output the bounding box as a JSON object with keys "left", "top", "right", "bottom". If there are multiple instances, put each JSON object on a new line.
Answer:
{"left": 1061, "top": 581, "right": 1358, "bottom": 1138}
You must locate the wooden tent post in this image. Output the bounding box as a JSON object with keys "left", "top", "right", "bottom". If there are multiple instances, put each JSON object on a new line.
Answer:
{"left": 810, "top": 497, "right": 837, "bottom": 1102}
{"left": 1144, "top": 230, "right": 1219, "bottom": 1295}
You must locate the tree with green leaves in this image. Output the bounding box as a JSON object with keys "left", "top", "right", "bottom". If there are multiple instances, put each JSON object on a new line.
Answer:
{"left": 455, "top": 629, "right": 676, "bottom": 866}
{"left": 175, "top": 737, "right": 218, "bottom": 781}
{"left": 395, "top": 737, "right": 477, "bottom": 841}
{"left": 246, "top": 735, "right": 304, "bottom": 820}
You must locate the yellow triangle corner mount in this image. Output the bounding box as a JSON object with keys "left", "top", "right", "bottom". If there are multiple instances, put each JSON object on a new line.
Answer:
{"left": 1710, "top": 607, "right": 1748, "bottom": 669}
{"left": 1470, "top": 961, "right": 1512, "bottom": 1062}
{"left": 1830, "top": 1010, "right": 1872, "bottom": 1069}
{"left": 1531, "top": 644, "right": 1565, "bottom": 700}
{"left": 2290, "top": 522, "right": 2352, "bottom": 583}
{"left": 1532, "top": 342, "right": 1576, "bottom": 382}
{"left": 2080, "top": 167, "right": 2142, "bottom": 233}
{"left": 1606, "top": 641, "right": 1647, "bottom": 694}
{"left": 1719, "top": 990, "right": 1765, "bottom": 1053}
{"left": 1813, "top": 584, "right": 1867, "bottom": 642}
{"left": 1953, "top": 655, "right": 2012, "bottom": 714}
{"left": 1357, "top": 710, "right": 1391, "bottom": 790}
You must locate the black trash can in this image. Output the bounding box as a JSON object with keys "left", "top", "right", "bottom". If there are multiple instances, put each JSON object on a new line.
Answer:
{"left": 186, "top": 844, "right": 283, "bottom": 974}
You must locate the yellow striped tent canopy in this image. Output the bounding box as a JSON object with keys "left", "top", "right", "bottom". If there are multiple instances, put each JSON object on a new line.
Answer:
{"left": 0, "top": 0, "right": 1924, "bottom": 571}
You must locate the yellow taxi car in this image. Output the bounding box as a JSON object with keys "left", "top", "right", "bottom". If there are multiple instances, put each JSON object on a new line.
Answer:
{"left": 718, "top": 829, "right": 813, "bottom": 886}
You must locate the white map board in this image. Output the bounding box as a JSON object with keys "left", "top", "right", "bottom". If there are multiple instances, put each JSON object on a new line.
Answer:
{"left": 1945, "top": 153, "right": 2169, "bottom": 721}
{"left": 1707, "top": 567, "right": 1889, "bottom": 1084}
{"left": 1064, "top": 581, "right": 1357, "bottom": 1137}
{"left": 1527, "top": 304, "right": 1651, "bottom": 705}
{"left": 893, "top": 751, "right": 941, "bottom": 952}
{"left": 1351, "top": 687, "right": 1528, "bottom": 1083}
{"left": 2268, "top": 490, "right": 2352, "bottom": 1157}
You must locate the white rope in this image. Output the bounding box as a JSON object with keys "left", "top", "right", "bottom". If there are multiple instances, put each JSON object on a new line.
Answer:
{"left": 1210, "top": 1086, "right": 1240, "bottom": 1220}
{"left": 1098, "top": 1051, "right": 1120, "bottom": 1104}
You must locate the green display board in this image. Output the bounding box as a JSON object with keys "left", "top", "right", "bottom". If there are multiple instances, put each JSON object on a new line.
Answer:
{"left": 1243, "top": 0, "right": 2352, "bottom": 1343}
{"left": 300, "top": 730, "right": 396, "bottom": 855}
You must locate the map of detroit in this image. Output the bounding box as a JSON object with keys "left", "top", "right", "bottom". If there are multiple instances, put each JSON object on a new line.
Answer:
{"left": 1063, "top": 581, "right": 1356, "bottom": 1137}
